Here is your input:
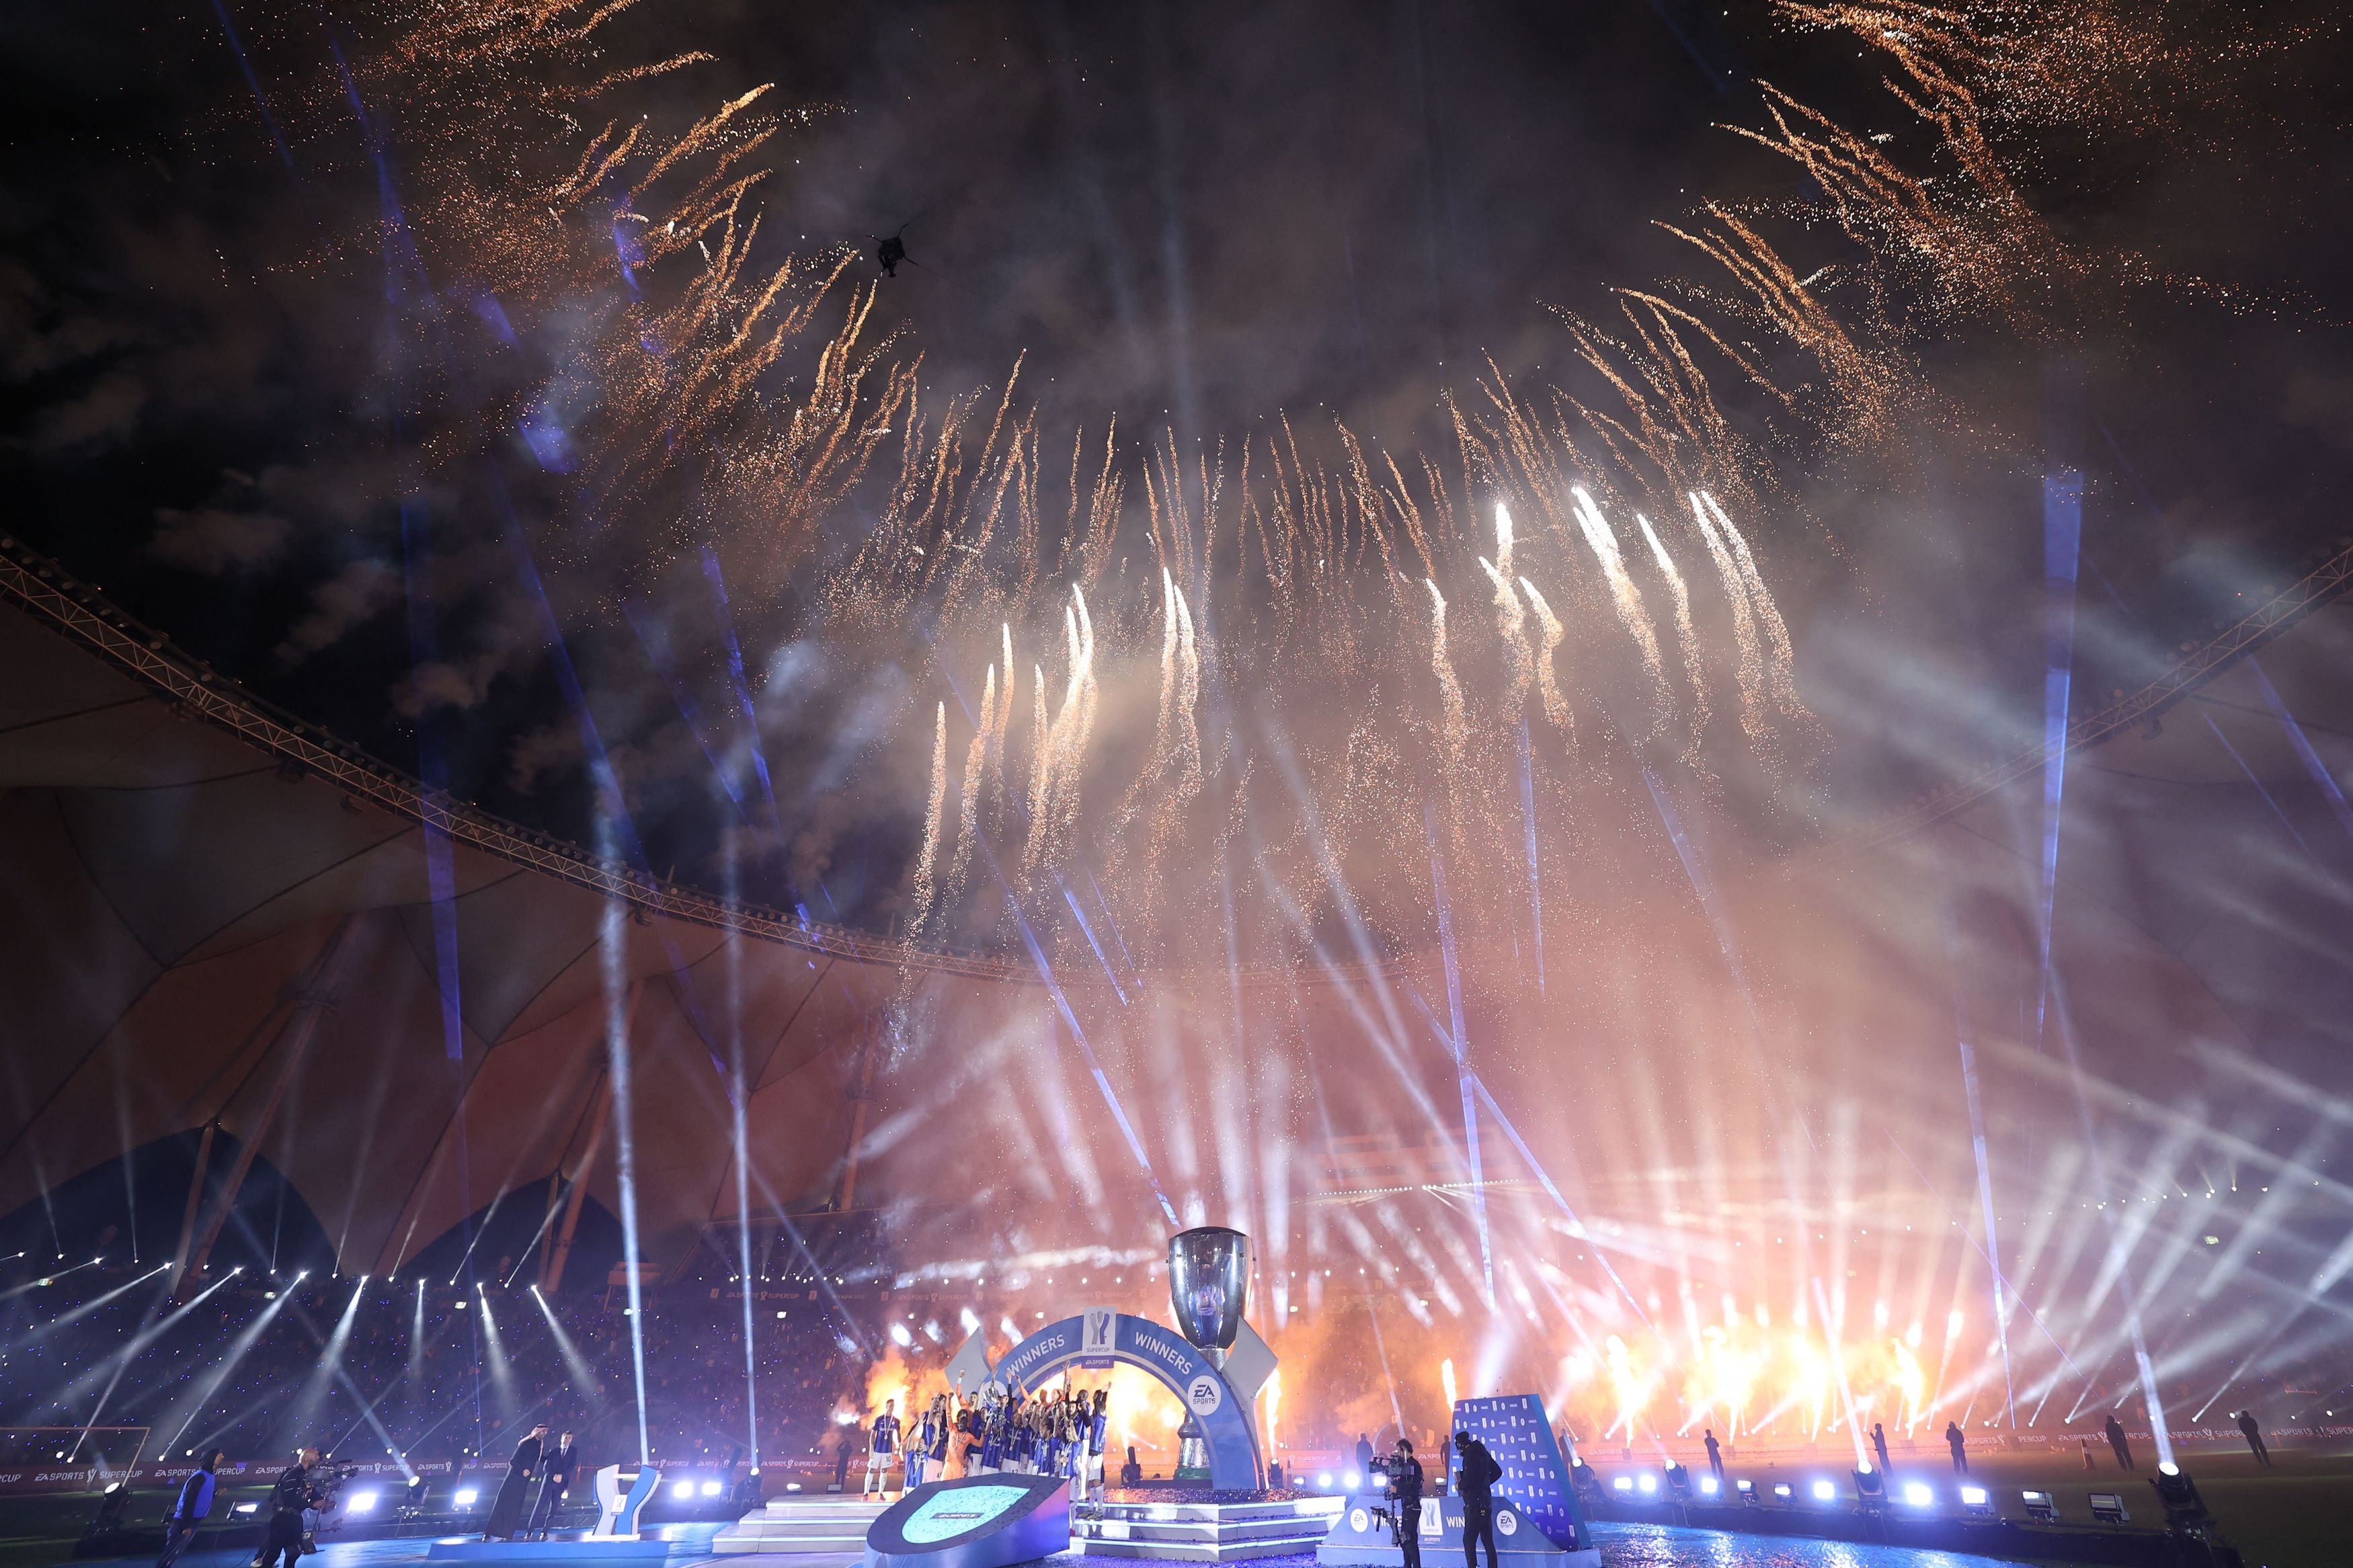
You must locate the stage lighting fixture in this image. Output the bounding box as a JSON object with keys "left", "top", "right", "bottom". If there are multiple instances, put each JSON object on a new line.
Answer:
{"left": 1958, "top": 1485, "right": 1991, "bottom": 1516}
{"left": 2151, "top": 1462, "right": 2208, "bottom": 1526}
{"left": 1853, "top": 1464, "right": 1884, "bottom": 1505}
{"left": 1343, "top": 1471, "right": 1361, "bottom": 1489}
{"left": 1636, "top": 1473, "right": 1658, "bottom": 1495}
{"left": 1736, "top": 1480, "right": 1757, "bottom": 1508}
{"left": 2020, "top": 1490, "right": 2057, "bottom": 1523}
{"left": 2087, "top": 1493, "right": 2129, "bottom": 1525}
{"left": 1663, "top": 1464, "right": 1690, "bottom": 1501}
{"left": 1901, "top": 1483, "right": 1933, "bottom": 1509}
{"left": 348, "top": 1493, "right": 378, "bottom": 1514}
{"left": 1697, "top": 1475, "right": 1720, "bottom": 1498}
{"left": 454, "top": 1489, "right": 479, "bottom": 1510}
{"left": 673, "top": 1480, "right": 694, "bottom": 1499}
{"left": 700, "top": 1481, "right": 723, "bottom": 1497}
{"left": 784, "top": 1483, "right": 803, "bottom": 1493}
{"left": 1771, "top": 1483, "right": 1792, "bottom": 1502}
{"left": 1809, "top": 1479, "right": 1837, "bottom": 1503}
{"left": 1611, "top": 1477, "right": 1634, "bottom": 1494}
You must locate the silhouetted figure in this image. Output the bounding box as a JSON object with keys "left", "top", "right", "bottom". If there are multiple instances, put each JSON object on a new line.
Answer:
{"left": 877, "top": 235, "right": 907, "bottom": 278}
{"left": 2104, "top": 1413, "right": 2135, "bottom": 1471}
{"left": 158, "top": 1450, "right": 225, "bottom": 1568}
{"left": 256, "top": 1448, "right": 319, "bottom": 1568}
{"left": 2081, "top": 1437, "right": 2096, "bottom": 1469}
{"left": 2236, "top": 1411, "right": 2269, "bottom": 1467}
{"left": 1870, "top": 1422, "right": 1891, "bottom": 1475}
{"left": 524, "top": 1432, "right": 577, "bottom": 1539}
{"left": 1703, "top": 1430, "right": 1722, "bottom": 1479}
{"left": 485, "top": 1425, "right": 547, "bottom": 1540}
{"left": 1357, "top": 1434, "right": 1376, "bottom": 1474}
{"left": 1453, "top": 1431, "right": 1502, "bottom": 1568}
{"left": 1390, "top": 1438, "right": 1425, "bottom": 1568}
{"left": 1121, "top": 1446, "right": 1142, "bottom": 1487}
{"left": 1944, "top": 1421, "right": 1968, "bottom": 1475}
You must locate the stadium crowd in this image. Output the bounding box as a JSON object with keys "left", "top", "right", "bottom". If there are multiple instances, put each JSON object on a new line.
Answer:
{"left": 0, "top": 1261, "right": 870, "bottom": 1473}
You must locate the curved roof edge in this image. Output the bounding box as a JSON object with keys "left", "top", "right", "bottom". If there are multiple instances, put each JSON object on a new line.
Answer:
{"left": 0, "top": 538, "right": 1399, "bottom": 993}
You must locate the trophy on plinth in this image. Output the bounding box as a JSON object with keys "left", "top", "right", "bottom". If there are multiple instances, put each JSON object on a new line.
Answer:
{"left": 1168, "top": 1227, "right": 1248, "bottom": 1480}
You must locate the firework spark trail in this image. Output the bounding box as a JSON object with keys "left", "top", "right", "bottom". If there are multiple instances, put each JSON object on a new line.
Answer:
{"left": 1517, "top": 577, "right": 1575, "bottom": 745}
{"left": 1156, "top": 567, "right": 1180, "bottom": 766}
{"left": 1569, "top": 487, "right": 1669, "bottom": 725}
{"left": 1689, "top": 492, "right": 1769, "bottom": 739}
{"left": 949, "top": 664, "right": 996, "bottom": 896}
{"left": 1174, "top": 583, "right": 1202, "bottom": 796}
{"left": 1424, "top": 579, "right": 1469, "bottom": 784}
{"left": 1634, "top": 512, "right": 1708, "bottom": 753}
{"left": 1700, "top": 492, "right": 1801, "bottom": 713}
{"left": 909, "top": 702, "right": 948, "bottom": 938}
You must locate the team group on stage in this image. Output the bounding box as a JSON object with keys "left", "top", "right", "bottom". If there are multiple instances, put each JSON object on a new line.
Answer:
{"left": 861, "top": 1385, "right": 1115, "bottom": 1499}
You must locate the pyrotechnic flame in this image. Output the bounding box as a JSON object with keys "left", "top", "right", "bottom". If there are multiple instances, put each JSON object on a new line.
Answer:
{"left": 949, "top": 665, "right": 995, "bottom": 895}
{"left": 1698, "top": 491, "right": 1801, "bottom": 714}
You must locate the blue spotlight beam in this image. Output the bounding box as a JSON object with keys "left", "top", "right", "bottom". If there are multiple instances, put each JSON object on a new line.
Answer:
{"left": 1421, "top": 800, "right": 1494, "bottom": 1310}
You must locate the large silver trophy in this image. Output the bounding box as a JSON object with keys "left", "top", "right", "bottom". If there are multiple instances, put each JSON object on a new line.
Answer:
{"left": 1168, "top": 1225, "right": 1250, "bottom": 1366}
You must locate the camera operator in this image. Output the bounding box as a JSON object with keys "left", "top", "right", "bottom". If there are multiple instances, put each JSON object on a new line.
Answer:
{"left": 1386, "top": 1438, "right": 1425, "bottom": 1568}
{"left": 253, "top": 1448, "right": 321, "bottom": 1568}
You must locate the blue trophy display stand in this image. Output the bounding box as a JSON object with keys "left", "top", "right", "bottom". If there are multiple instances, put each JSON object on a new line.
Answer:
{"left": 864, "top": 1473, "right": 1072, "bottom": 1568}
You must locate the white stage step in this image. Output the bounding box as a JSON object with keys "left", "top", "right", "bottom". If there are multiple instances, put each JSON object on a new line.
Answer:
{"left": 1074, "top": 1496, "right": 1343, "bottom": 1562}
{"left": 712, "top": 1495, "right": 894, "bottom": 1555}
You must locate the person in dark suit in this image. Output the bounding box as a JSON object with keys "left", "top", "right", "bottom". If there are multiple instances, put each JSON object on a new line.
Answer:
{"left": 2236, "top": 1411, "right": 2270, "bottom": 1468}
{"left": 524, "top": 1432, "right": 577, "bottom": 1539}
{"left": 2104, "top": 1413, "right": 2135, "bottom": 1472}
{"left": 483, "top": 1425, "right": 547, "bottom": 1540}
{"left": 1870, "top": 1422, "right": 1892, "bottom": 1475}
{"left": 1944, "top": 1421, "right": 1968, "bottom": 1475}
{"left": 1702, "top": 1430, "right": 1722, "bottom": 1480}
{"left": 1451, "top": 1431, "right": 1502, "bottom": 1568}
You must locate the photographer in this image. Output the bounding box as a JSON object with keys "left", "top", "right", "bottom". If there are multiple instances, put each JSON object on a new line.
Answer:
{"left": 254, "top": 1448, "right": 320, "bottom": 1568}
{"left": 1386, "top": 1438, "right": 1425, "bottom": 1568}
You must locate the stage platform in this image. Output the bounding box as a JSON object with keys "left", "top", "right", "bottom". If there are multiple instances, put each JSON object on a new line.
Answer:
{"left": 711, "top": 1494, "right": 894, "bottom": 1555}
{"left": 1071, "top": 1492, "right": 1343, "bottom": 1561}
{"left": 423, "top": 1539, "right": 674, "bottom": 1565}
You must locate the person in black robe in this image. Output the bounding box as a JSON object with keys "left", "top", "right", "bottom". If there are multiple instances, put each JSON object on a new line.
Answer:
{"left": 483, "top": 1425, "right": 548, "bottom": 1540}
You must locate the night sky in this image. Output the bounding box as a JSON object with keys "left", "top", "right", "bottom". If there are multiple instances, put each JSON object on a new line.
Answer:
{"left": 3, "top": 1, "right": 2350, "bottom": 930}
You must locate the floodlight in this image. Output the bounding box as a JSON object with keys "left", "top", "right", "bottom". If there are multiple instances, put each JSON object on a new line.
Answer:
{"left": 701, "top": 1480, "right": 723, "bottom": 1497}
{"left": 674, "top": 1480, "right": 694, "bottom": 1498}
{"left": 1901, "top": 1483, "right": 1933, "bottom": 1509}
{"left": 1343, "top": 1471, "right": 1361, "bottom": 1489}
{"left": 1810, "top": 1479, "right": 1836, "bottom": 1503}
{"left": 454, "top": 1488, "right": 479, "bottom": 1509}
{"left": 2020, "top": 1490, "right": 2057, "bottom": 1523}
{"left": 1736, "top": 1479, "right": 1757, "bottom": 1508}
{"left": 1316, "top": 1473, "right": 1333, "bottom": 1489}
{"left": 1636, "top": 1472, "right": 1658, "bottom": 1495}
{"left": 1771, "top": 1483, "right": 1792, "bottom": 1501}
{"left": 1698, "top": 1475, "right": 1720, "bottom": 1497}
{"left": 1612, "top": 1476, "right": 1634, "bottom": 1494}
{"left": 2087, "top": 1492, "right": 2129, "bottom": 1525}
{"left": 348, "top": 1492, "right": 378, "bottom": 1514}
{"left": 1958, "top": 1485, "right": 1991, "bottom": 1516}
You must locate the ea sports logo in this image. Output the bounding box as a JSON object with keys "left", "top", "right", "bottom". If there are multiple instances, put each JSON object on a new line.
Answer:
{"left": 1186, "top": 1374, "right": 1224, "bottom": 1415}
{"left": 1496, "top": 1511, "right": 1518, "bottom": 1537}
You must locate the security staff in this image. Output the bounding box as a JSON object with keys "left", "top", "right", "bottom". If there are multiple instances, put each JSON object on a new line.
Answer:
{"left": 1451, "top": 1431, "right": 1502, "bottom": 1568}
